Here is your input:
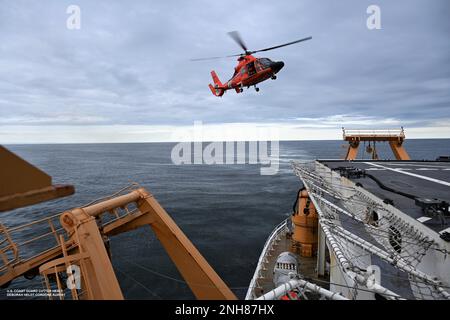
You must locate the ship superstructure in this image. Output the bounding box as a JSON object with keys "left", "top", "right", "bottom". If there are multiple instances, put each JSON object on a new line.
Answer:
{"left": 246, "top": 129, "right": 450, "bottom": 300}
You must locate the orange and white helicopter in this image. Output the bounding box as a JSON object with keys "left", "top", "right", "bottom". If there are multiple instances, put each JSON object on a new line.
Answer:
{"left": 191, "top": 31, "right": 311, "bottom": 97}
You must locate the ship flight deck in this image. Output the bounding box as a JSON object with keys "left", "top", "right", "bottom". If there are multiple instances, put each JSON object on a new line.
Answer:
{"left": 319, "top": 160, "right": 450, "bottom": 236}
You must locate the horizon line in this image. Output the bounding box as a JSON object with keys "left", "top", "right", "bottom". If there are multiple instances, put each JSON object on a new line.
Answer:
{"left": 3, "top": 137, "right": 450, "bottom": 146}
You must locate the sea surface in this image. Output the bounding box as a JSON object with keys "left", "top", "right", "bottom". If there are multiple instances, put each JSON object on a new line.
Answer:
{"left": 1, "top": 139, "right": 449, "bottom": 299}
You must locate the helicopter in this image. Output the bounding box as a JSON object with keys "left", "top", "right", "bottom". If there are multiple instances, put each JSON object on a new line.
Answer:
{"left": 191, "top": 31, "right": 312, "bottom": 97}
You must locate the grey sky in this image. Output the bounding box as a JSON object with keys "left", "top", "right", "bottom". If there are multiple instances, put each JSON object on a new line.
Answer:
{"left": 0, "top": 0, "right": 449, "bottom": 143}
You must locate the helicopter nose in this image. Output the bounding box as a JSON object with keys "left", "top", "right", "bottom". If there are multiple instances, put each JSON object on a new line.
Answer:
{"left": 271, "top": 61, "right": 284, "bottom": 73}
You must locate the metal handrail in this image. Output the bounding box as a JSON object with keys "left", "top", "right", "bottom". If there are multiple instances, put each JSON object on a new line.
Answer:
{"left": 7, "top": 212, "right": 62, "bottom": 233}
{"left": 16, "top": 227, "right": 64, "bottom": 247}
{"left": 0, "top": 214, "right": 63, "bottom": 269}
{"left": 245, "top": 217, "right": 289, "bottom": 300}
{"left": 342, "top": 127, "right": 405, "bottom": 137}
{"left": 0, "top": 189, "right": 140, "bottom": 276}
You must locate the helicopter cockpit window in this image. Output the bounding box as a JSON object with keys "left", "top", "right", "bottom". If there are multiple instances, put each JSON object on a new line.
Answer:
{"left": 258, "top": 58, "right": 272, "bottom": 68}
{"left": 247, "top": 62, "right": 256, "bottom": 76}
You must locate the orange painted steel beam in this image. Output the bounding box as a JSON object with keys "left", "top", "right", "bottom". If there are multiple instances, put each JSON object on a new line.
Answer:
{"left": 75, "top": 190, "right": 142, "bottom": 217}
{"left": 389, "top": 141, "right": 411, "bottom": 160}
{"left": 135, "top": 189, "right": 237, "bottom": 300}
{"left": 68, "top": 188, "right": 236, "bottom": 299}
{"left": 0, "top": 184, "right": 74, "bottom": 212}
{"left": 0, "top": 245, "right": 69, "bottom": 287}
{"left": 0, "top": 146, "right": 51, "bottom": 197}
{"left": 103, "top": 209, "right": 154, "bottom": 236}
{"left": 60, "top": 208, "right": 124, "bottom": 300}
{"left": 3, "top": 187, "right": 236, "bottom": 300}
{"left": 61, "top": 188, "right": 235, "bottom": 300}
{"left": 0, "top": 146, "right": 74, "bottom": 211}
{"left": 342, "top": 128, "right": 410, "bottom": 160}
{"left": 345, "top": 142, "right": 359, "bottom": 160}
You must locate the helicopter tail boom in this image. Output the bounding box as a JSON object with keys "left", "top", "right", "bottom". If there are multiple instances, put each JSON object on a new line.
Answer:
{"left": 209, "top": 71, "right": 225, "bottom": 97}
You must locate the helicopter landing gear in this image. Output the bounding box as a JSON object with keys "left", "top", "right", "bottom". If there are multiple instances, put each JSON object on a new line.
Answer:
{"left": 254, "top": 86, "right": 260, "bottom": 92}
{"left": 271, "top": 75, "right": 277, "bottom": 80}
{"left": 239, "top": 88, "right": 243, "bottom": 93}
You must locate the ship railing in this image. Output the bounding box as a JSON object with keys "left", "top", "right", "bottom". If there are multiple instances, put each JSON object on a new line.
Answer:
{"left": 39, "top": 234, "right": 90, "bottom": 300}
{"left": 0, "top": 223, "right": 19, "bottom": 273}
{"left": 245, "top": 217, "right": 289, "bottom": 300}
{"left": 0, "top": 183, "right": 142, "bottom": 283}
{"left": 0, "top": 212, "right": 64, "bottom": 277}
{"left": 342, "top": 127, "right": 406, "bottom": 139}
{"left": 256, "top": 278, "right": 349, "bottom": 300}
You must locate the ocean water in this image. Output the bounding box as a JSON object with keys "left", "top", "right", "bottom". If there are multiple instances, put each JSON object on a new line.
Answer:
{"left": 1, "top": 139, "right": 449, "bottom": 299}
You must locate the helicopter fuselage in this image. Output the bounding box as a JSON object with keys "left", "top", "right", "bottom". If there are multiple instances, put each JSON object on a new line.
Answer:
{"left": 208, "top": 55, "right": 284, "bottom": 96}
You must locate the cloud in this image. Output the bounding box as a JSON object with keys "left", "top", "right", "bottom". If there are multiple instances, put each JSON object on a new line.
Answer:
{"left": 0, "top": 0, "right": 449, "bottom": 143}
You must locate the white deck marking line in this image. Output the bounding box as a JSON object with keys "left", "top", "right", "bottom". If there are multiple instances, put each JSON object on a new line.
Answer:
{"left": 439, "top": 227, "right": 450, "bottom": 235}
{"left": 416, "top": 168, "right": 438, "bottom": 171}
{"left": 367, "top": 167, "right": 413, "bottom": 171}
{"left": 364, "top": 162, "right": 450, "bottom": 187}
{"left": 417, "top": 216, "right": 432, "bottom": 223}
{"left": 387, "top": 163, "right": 450, "bottom": 169}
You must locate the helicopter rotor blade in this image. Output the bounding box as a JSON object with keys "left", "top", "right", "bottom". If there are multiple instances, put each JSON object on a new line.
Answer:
{"left": 189, "top": 56, "right": 227, "bottom": 61}
{"left": 226, "top": 53, "right": 243, "bottom": 58}
{"left": 190, "top": 53, "right": 243, "bottom": 61}
{"left": 190, "top": 34, "right": 311, "bottom": 62}
{"left": 249, "top": 36, "right": 312, "bottom": 54}
{"left": 227, "top": 31, "right": 248, "bottom": 53}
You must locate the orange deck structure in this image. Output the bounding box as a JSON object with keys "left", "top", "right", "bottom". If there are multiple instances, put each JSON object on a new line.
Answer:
{"left": 0, "top": 146, "right": 236, "bottom": 300}
{"left": 342, "top": 127, "right": 411, "bottom": 160}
